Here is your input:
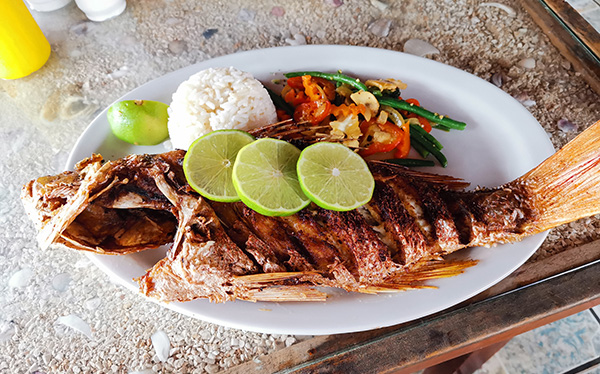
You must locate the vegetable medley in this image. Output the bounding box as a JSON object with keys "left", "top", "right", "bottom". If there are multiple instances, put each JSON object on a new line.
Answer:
{"left": 270, "top": 71, "right": 467, "bottom": 167}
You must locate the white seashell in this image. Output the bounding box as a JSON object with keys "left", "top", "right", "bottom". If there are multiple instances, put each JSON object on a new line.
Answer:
{"left": 491, "top": 72, "right": 506, "bottom": 87}
{"left": 520, "top": 99, "right": 536, "bottom": 107}
{"left": 9, "top": 268, "right": 33, "bottom": 288}
{"left": 557, "top": 118, "right": 578, "bottom": 133}
{"left": 129, "top": 370, "right": 156, "bottom": 374}
{"left": 107, "top": 66, "right": 129, "bottom": 79}
{"left": 151, "top": 330, "right": 170, "bottom": 362}
{"left": 514, "top": 92, "right": 536, "bottom": 107}
{"left": 0, "top": 321, "right": 17, "bottom": 343}
{"left": 518, "top": 58, "right": 536, "bottom": 69}
{"left": 238, "top": 8, "right": 255, "bottom": 22}
{"left": 370, "top": 0, "right": 388, "bottom": 11}
{"left": 324, "top": 0, "right": 343, "bottom": 7}
{"left": 168, "top": 40, "right": 187, "bottom": 56}
{"left": 285, "top": 33, "right": 307, "bottom": 46}
{"left": 84, "top": 297, "right": 102, "bottom": 310}
{"left": 479, "top": 2, "right": 516, "bottom": 16}
{"left": 404, "top": 39, "right": 440, "bottom": 57}
{"left": 56, "top": 314, "right": 93, "bottom": 339}
{"left": 52, "top": 273, "right": 71, "bottom": 292}
{"left": 368, "top": 18, "right": 392, "bottom": 37}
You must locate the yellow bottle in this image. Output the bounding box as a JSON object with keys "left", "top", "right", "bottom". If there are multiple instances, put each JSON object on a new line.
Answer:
{"left": 0, "top": 0, "right": 51, "bottom": 79}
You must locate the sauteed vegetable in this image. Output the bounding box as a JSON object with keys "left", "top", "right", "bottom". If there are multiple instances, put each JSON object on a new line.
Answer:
{"left": 272, "top": 71, "right": 467, "bottom": 167}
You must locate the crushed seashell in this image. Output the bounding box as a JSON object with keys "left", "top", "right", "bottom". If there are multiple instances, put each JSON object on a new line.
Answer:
{"left": 514, "top": 92, "right": 536, "bottom": 107}
{"left": 271, "top": 6, "right": 285, "bottom": 17}
{"left": 107, "top": 66, "right": 129, "bottom": 79}
{"left": 52, "top": 273, "right": 71, "bottom": 292}
{"left": 285, "top": 33, "right": 307, "bottom": 46}
{"left": 557, "top": 118, "right": 578, "bottom": 133}
{"left": 491, "top": 72, "right": 505, "bottom": 87}
{"left": 238, "top": 9, "right": 255, "bottom": 22}
{"left": 324, "top": 0, "right": 343, "bottom": 7}
{"left": 514, "top": 28, "right": 528, "bottom": 38}
{"left": 151, "top": 330, "right": 171, "bottom": 362}
{"left": 404, "top": 39, "right": 440, "bottom": 57}
{"left": 285, "top": 337, "right": 297, "bottom": 347}
{"left": 518, "top": 58, "right": 536, "bottom": 69}
{"left": 129, "top": 369, "right": 156, "bottom": 374}
{"left": 9, "top": 268, "right": 33, "bottom": 288}
{"left": 0, "top": 321, "right": 16, "bottom": 343}
{"left": 479, "top": 2, "right": 516, "bottom": 16}
{"left": 56, "top": 314, "right": 93, "bottom": 340}
{"left": 370, "top": 0, "right": 389, "bottom": 11}
{"left": 520, "top": 99, "right": 536, "bottom": 107}
{"left": 367, "top": 18, "right": 392, "bottom": 37}
{"left": 165, "top": 18, "right": 182, "bottom": 26}
{"left": 168, "top": 40, "right": 187, "bottom": 55}
{"left": 84, "top": 297, "right": 102, "bottom": 310}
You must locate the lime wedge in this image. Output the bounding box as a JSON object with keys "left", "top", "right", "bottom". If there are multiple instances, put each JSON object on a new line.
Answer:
{"left": 297, "top": 142, "right": 374, "bottom": 211}
{"left": 232, "top": 138, "right": 310, "bottom": 216}
{"left": 183, "top": 130, "right": 255, "bottom": 202}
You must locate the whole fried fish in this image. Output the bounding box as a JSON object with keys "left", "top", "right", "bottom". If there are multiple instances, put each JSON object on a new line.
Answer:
{"left": 21, "top": 121, "right": 600, "bottom": 302}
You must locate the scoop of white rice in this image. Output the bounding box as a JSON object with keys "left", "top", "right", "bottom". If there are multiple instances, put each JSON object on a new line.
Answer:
{"left": 167, "top": 67, "right": 277, "bottom": 150}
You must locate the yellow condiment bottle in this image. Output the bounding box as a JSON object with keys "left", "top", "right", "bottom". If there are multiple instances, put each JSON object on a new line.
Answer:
{"left": 0, "top": 0, "right": 51, "bottom": 80}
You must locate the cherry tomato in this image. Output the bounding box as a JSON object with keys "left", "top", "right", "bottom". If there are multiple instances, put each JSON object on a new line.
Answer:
{"left": 293, "top": 100, "right": 332, "bottom": 125}
{"left": 359, "top": 120, "right": 403, "bottom": 157}
{"left": 286, "top": 76, "right": 305, "bottom": 90}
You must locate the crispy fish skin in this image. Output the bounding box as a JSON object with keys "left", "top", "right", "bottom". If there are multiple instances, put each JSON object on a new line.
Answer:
{"left": 21, "top": 121, "right": 600, "bottom": 302}
{"left": 21, "top": 151, "right": 185, "bottom": 254}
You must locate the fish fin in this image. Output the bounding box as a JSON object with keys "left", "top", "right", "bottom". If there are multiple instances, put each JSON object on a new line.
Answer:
{"left": 234, "top": 271, "right": 321, "bottom": 284}
{"left": 358, "top": 259, "right": 478, "bottom": 294}
{"left": 515, "top": 120, "right": 600, "bottom": 232}
{"left": 245, "top": 286, "right": 328, "bottom": 302}
{"left": 369, "top": 160, "right": 470, "bottom": 190}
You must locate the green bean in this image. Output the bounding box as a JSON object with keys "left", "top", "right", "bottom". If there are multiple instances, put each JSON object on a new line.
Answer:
{"left": 409, "top": 135, "right": 430, "bottom": 158}
{"left": 410, "top": 129, "right": 448, "bottom": 167}
{"left": 378, "top": 97, "right": 466, "bottom": 130}
{"left": 266, "top": 87, "right": 294, "bottom": 115}
{"left": 383, "top": 158, "right": 435, "bottom": 167}
{"left": 284, "top": 71, "right": 368, "bottom": 91}
{"left": 410, "top": 123, "right": 443, "bottom": 150}
{"left": 433, "top": 123, "right": 452, "bottom": 132}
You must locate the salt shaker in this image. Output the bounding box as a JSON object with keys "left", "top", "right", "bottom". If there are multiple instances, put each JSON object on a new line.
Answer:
{"left": 25, "top": 0, "right": 72, "bottom": 12}
{"left": 74, "top": 0, "right": 126, "bottom": 22}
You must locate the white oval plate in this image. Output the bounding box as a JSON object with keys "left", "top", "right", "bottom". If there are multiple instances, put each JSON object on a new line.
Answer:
{"left": 67, "top": 45, "right": 554, "bottom": 335}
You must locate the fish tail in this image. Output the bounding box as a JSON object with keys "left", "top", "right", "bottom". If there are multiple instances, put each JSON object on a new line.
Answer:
{"left": 515, "top": 120, "right": 600, "bottom": 232}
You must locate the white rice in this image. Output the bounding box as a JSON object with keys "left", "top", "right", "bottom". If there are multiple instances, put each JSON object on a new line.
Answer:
{"left": 167, "top": 67, "right": 277, "bottom": 150}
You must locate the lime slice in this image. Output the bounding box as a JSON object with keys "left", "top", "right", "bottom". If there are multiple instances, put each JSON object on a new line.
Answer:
{"left": 297, "top": 142, "right": 374, "bottom": 211}
{"left": 183, "top": 130, "right": 255, "bottom": 202}
{"left": 107, "top": 100, "right": 169, "bottom": 145}
{"left": 232, "top": 138, "right": 310, "bottom": 216}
